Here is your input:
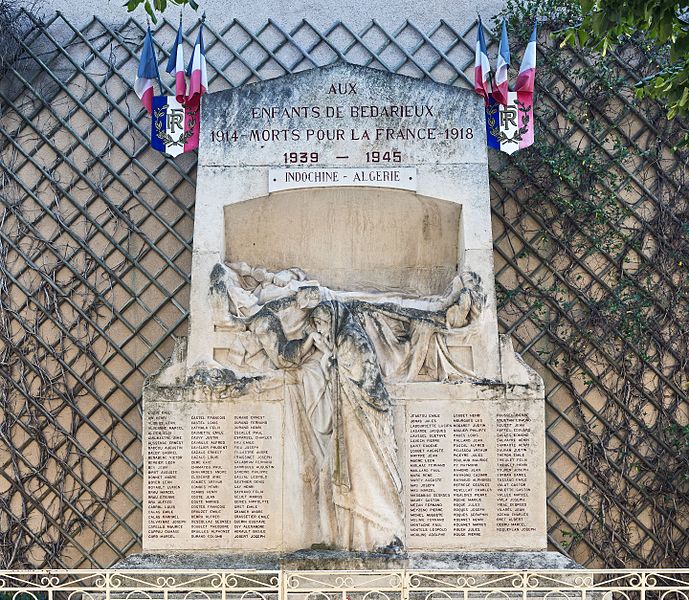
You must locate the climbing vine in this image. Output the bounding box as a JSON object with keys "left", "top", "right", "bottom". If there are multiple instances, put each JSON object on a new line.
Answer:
{"left": 493, "top": 0, "right": 689, "bottom": 567}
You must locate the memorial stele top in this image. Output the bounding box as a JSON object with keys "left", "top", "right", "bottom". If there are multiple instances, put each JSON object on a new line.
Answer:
{"left": 188, "top": 63, "right": 508, "bottom": 382}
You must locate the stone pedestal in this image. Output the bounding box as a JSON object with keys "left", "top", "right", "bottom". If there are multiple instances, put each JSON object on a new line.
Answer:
{"left": 116, "top": 550, "right": 579, "bottom": 571}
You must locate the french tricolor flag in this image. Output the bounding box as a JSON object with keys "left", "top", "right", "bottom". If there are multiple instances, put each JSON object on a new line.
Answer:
{"left": 492, "top": 19, "right": 511, "bottom": 105}
{"left": 165, "top": 21, "right": 187, "bottom": 103}
{"left": 474, "top": 18, "right": 492, "bottom": 104}
{"left": 134, "top": 27, "right": 159, "bottom": 114}
{"left": 515, "top": 20, "right": 537, "bottom": 93}
{"left": 485, "top": 19, "right": 538, "bottom": 154}
{"left": 186, "top": 23, "right": 208, "bottom": 108}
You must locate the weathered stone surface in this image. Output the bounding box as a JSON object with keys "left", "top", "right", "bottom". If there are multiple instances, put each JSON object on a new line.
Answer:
{"left": 188, "top": 63, "right": 500, "bottom": 377}
{"left": 143, "top": 371, "right": 545, "bottom": 552}
{"left": 116, "top": 550, "right": 580, "bottom": 571}
{"left": 222, "top": 189, "right": 462, "bottom": 295}
{"left": 401, "top": 395, "right": 545, "bottom": 551}
{"left": 143, "top": 63, "right": 548, "bottom": 557}
{"left": 200, "top": 63, "right": 486, "bottom": 168}
{"left": 145, "top": 394, "right": 283, "bottom": 551}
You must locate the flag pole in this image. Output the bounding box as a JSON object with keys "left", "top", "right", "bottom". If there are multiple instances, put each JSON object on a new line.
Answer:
{"left": 484, "top": 19, "right": 495, "bottom": 96}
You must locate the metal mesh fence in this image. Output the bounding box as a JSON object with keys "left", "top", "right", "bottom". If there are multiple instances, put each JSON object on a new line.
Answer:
{"left": 0, "top": 9, "right": 687, "bottom": 569}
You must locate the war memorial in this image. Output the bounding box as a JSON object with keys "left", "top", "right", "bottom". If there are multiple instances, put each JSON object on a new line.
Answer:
{"left": 140, "top": 63, "right": 551, "bottom": 562}
{"left": 0, "top": 1, "right": 688, "bottom": 598}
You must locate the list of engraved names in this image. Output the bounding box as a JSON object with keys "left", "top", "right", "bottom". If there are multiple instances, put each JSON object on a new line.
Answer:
{"left": 496, "top": 413, "right": 534, "bottom": 533}
{"left": 190, "top": 414, "right": 231, "bottom": 539}
{"left": 145, "top": 403, "right": 282, "bottom": 550}
{"left": 407, "top": 411, "right": 490, "bottom": 542}
{"left": 232, "top": 414, "right": 275, "bottom": 540}
{"left": 406, "top": 401, "right": 539, "bottom": 549}
{"left": 146, "top": 407, "right": 186, "bottom": 540}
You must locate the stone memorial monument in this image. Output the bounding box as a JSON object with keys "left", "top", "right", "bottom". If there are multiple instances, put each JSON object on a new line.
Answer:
{"left": 140, "top": 63, "right": 554, "bottom": 563}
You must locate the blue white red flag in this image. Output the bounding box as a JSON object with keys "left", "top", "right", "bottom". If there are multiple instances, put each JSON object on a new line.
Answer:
{"left": 515, "top": 20, "right": 537, "bottom": 93}
{"left": 492, "top": 19, "right": 511, "bottom": 105}
{"left": 165, "top": 21, "right": 187, "bottom": 103}
{"left": 134, "top": 26, "right": 159, "bottom": 114}
{"left": 474, "top": 18, "right": 492, "bottom": 104}
{"left": 186, "top": 23, "right": 208, "bottom": 108}
{"left": 477, "top": 18, "right": 537, "bottom": 154}
{"left": 151, "top": 95, "right": 200, "bottom": 156}
{"left": 485, "top": 93, "right": 534, "bottom": 154}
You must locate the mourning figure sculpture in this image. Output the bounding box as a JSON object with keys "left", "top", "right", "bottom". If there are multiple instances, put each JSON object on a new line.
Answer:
{"left": 205, "top": 262, "right": 486, "bottom": 551}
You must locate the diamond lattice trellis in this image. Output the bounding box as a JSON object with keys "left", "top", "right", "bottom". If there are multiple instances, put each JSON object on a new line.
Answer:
{"left": 0, "top": 9, "right": 687, "bottom": 569}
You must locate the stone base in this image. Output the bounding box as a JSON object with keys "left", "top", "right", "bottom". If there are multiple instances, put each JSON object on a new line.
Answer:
{"left": 115, "top": 550, "right": 580, "bottom": 570}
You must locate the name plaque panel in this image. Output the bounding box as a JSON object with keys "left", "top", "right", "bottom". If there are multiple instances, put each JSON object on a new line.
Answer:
{"left": 144, "top": 399, "right": 283, "bottom": 551}
{"left": 144, "top": 391, "right": 544, "bottom": 551}
{"left": 404, "top": 398, "right": 545, "bottom": 551}
{"left": 268, "top": 167, "right": 417, "bottom": 192}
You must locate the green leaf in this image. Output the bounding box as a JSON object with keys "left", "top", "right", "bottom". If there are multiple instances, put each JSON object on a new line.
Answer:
{"left": 189, "top": 0, "right": 199, "bottom": 10}
{"left": 560, "top": 29, "right": 575, "bottom": 47}
{"left": 144, "top": 1, "right": 157, "bottom": 23}
{"left": 658, "top": 15, "right": 673, "bottom": 41}
{"left": 678, "top": 86, "right": 689, "bottom": 107}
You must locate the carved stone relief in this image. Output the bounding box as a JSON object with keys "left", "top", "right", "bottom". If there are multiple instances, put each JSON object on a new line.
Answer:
{"left": 209, "top": 262, "right": 486, "bottom": 382}
{"left": 199, "top": 261, "right": 486, "bottom": 551}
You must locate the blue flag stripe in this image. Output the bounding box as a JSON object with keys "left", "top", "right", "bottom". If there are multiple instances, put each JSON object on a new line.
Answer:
{"left": 186, "top": 24, "right": 205, "bottom": 76}
{"left": 486, "top": 96, "right": 500, "bottom": 150}
{"left": 499, "top": 19, "right": 511, "bottom": 65}
{"left": 151, "top": 96, "right": 167, "bottom": 153}
{"left": 165, "top": 26, "right": 183, "bottom": 74}
{"left": 138, "top": 27, "right": 160, "bottom": 80}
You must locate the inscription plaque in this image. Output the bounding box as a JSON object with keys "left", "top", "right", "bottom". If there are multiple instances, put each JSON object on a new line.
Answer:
{"left": 144, "top": 400, "right": 282, "bottom": 551}
{"left": 404, "top": 398, "right": 544, "bottom": 551}
{"left": 146, "top": 406, "right": 186, "bottom": 540}
{"left": 268, "top": 167, "right": 418, "bottom": 192}
{"left": 201, "top": 65, "right": 481, "bottom": 170}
